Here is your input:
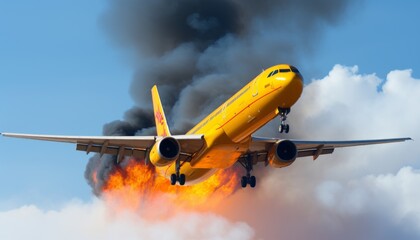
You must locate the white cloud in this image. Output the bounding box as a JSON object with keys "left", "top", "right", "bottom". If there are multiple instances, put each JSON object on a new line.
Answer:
{"left": 0, "top": 198, "right": 254, "bottom": 240}
{"left": 290, "top": 65, "right": 419, "bottom": 175}
{"left": 313, "top": 166, "right": 420, "bottom": 237}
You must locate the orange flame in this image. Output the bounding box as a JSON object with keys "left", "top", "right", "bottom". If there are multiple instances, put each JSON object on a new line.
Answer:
{"left": 99, "top": 158, "right": 241, "bottom": 211}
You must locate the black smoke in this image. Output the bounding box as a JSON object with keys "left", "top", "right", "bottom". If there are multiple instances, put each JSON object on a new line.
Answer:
{"left": 85, "top": 0, "right": 356, "bottom": 194}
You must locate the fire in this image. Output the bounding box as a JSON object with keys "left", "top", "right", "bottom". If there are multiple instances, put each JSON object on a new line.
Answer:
{"left": 98, "top": 158, "right": 241, "bottom": 211}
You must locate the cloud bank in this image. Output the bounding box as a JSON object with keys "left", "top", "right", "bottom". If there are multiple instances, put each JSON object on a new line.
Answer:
{"left": 1, "top": 65, "right": 419, "bottom": 239}
{"left": 0, "top": 199, "right": 253, "bottom": 240}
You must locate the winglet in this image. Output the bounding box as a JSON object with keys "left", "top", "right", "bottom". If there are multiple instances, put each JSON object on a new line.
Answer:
{"left": 151, "top": 85, "right": 171, "bottom": 137}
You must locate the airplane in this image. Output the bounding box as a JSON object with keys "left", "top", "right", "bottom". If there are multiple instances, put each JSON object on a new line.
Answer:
{"left": 1, "top": 64, "right": 411, "bottom": 188}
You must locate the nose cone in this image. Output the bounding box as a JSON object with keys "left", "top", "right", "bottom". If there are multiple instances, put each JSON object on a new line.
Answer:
{"left": 292, "top": 73, "right": 304, "bottom": 92}
{"left": 278, "top": 73, "right": 304, "bottom": 108}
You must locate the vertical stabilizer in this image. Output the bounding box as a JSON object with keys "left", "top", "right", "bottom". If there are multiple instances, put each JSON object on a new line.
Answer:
{"left": 151, "top": 85, "right": 171, "bottom": 137}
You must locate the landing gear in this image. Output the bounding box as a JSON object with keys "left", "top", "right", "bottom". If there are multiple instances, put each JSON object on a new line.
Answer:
{"left": 279, "top": 124, "right": 290, "bottom": 133}
{"left": 239, "top": 154, "right": 257, "bottom": 188}
{"left": 278, "top": 108, "right": 290, "bottom": 133}
{"left": 170, "top": 173, "right": 186, "bottom": 186}
{"left": 170, "top": 158, "right": 186, "bottom": 186}
{"left": 240, "top": 174, "right": 257, "bottom": 188}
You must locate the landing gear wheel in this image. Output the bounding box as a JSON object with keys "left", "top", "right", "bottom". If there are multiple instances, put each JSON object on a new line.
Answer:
{"left": 279, "top": 124, "right": 290, "bottom": 133}
{"left": 241, "top": 176, "right": 248, "bottom": 188}
{"left": 278, "top": 108, "right": 291, "bottom": 133}
{"left": 249, "top": 176, "right": 256, "bottom": 188}
{"left": 170, "top": 174, "right": 177, "bottom": 185}
{"left": 179, "top": 174, "right": 186, "bottom": 186}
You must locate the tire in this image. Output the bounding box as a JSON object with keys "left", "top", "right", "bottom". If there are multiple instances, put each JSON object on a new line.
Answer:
{"left": 279, "top": 125, "right": 284, "bottom": 133}
{"left": 241, "top": 176, "right": 247, "bottom": 188}
{"left": 170, "top": 174, "right": 177, "bottom": 185}
{"left": 285, "top": 124, "right": 290, "bottom": 133}
{"left": 179, "top": 174, "right": 186, "bottom": 186}
{"left": 249, "top": 176, "right": 256, "bottom": 188}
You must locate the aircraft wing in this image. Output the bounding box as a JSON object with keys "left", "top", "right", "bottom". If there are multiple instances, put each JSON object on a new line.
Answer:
{"left": 250, "top": 136, "right": 412, "bottom": 161}
{"left": 1, "top": 132, "right": 205, "bottom": 162}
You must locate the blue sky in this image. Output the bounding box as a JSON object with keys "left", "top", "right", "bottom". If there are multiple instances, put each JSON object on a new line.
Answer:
{"left": 304, "top": 0, "right": 420, "bottom": 79}
{"left": 0, "top": 0, "right": 419, "bottom": 222}
{"left": 0, "top": 0, "right": 134, "bottom": 206}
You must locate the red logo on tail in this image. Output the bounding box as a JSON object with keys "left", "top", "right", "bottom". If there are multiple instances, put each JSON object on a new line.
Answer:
{"left": 155, "top": 108, "right": 164, "bottom": 125}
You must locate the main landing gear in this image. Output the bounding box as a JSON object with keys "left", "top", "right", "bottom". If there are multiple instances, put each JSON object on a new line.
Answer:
{"left": 170, "top": 158, "right": 186, "bottom": 186}
{"left": 278, "top": 107, "right": 291, "bottom": 133}
{"left": 239, "top": 154, "right": 257, "bottom": 188}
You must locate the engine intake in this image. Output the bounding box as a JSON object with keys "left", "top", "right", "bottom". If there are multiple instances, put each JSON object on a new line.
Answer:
{"left": 268, "top": 140, "right": 297, "bottom": 168}
{"left": 149, "top": 137, "right": 180, "bottom": 167}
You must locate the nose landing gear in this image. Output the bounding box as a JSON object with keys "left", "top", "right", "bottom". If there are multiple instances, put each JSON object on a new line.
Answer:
{"left": 278, "top": 108, "right": 290, "bottom": 133}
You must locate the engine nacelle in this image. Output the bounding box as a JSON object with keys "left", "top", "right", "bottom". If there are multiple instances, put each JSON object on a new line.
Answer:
{"left": 268, "top": 140, "right": 297, "bottom": 168}
{"left": 149, "top": 137, "right": 180, "bottom": 167}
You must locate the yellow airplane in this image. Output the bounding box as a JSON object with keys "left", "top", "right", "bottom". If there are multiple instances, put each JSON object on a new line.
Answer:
{"left": 1, "top": 64, "right": 411, "bottom": 188}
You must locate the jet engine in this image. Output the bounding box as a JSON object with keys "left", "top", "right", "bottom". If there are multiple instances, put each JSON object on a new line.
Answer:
{"left": 149, "top": 136, "right": 180, "bottom": 167}
{"left": 268, "top": 140, "right": 297, "bottom": 168}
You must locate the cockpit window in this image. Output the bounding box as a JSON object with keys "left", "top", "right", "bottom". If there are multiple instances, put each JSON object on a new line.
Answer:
{"left": 290, "top": 66, "right": 300, "bottom": 73}
{"left": 271, "top": 69, "right": 279, "bottom": 77}
{"left": 267, "top": 69, "right": 279, "bottom": 77}
{"left": 268, "top": 67, "right": 299, "bottom": 77}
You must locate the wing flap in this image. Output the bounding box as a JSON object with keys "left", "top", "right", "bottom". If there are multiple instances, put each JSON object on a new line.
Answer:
{"left": 297, "top": 148, "right": 334, "bottom": 159}
{"left": 76, "top": 144, "right": 148, "bottom": 159}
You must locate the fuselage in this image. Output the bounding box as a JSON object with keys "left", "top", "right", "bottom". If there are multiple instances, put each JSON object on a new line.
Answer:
{"left": 157, "top": 64, "right": 304, "bottom": 184}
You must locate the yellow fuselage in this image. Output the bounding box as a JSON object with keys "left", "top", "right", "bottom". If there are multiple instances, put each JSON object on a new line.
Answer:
{"left": 157, "top": 64, "right": 304, "bottom": 184}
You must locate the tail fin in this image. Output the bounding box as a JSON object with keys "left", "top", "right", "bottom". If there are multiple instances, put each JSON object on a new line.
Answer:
{"left": 151, "top": 85, "right": 171, "bottom": 137}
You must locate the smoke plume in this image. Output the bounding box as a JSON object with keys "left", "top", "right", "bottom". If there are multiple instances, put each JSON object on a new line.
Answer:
{"left": 85, "top": 0, "right": 355, "bottom": 194}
